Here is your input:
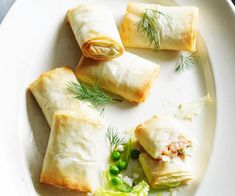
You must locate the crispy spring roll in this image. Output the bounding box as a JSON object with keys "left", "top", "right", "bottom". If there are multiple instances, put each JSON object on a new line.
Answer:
{"left": 67, "top": 4, "right": 124, "bottom": 60}
{"left": 120, "top": 2, "right": 199, "bottom": 51}
{"left": 29, "top": 67, "right": 99, "bottom": 127}
{"left": 40, "top": 110, "right": 108, "bottom": 192}
{"left": 75, "top": 52, "right": 160, "bottom": 103}
{"left": 135, "top": 115, "right": 194, "bottom": 161}
{"left": 139, "top": 153, "right": 193, "bottom": 189}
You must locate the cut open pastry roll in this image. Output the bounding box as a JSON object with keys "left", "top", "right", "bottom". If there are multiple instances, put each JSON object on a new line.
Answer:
{"left": 135, "top": 115, "right": 193, "bottom": 161}
{"left": 40, "top": 110, "right": 108, "bottom": 192}
{"left": 29, "top": 67, "right": 99, "bottom": 127}
{"left": 139, "top": 153, "right": 193, "bottom": 189}
{"left": 67, "top": 4, "right": 124, "bottom": 60}
{"left": 120, "top": 2, "right": 199, "bottom": 51}
{"left": 75, "top": 52, "right": 160, "bottom": 103}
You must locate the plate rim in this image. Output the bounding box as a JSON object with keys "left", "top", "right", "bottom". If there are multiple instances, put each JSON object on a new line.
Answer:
{"left": 0, "top": 0, "right": 235, "bottom": 195}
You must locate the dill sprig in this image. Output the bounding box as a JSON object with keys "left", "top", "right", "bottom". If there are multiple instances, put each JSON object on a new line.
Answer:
{"left": 138, "top": 9, "right": 169, "bottom": 51}
{"left": 175, "top": 53, "right": 198, "bottom": 72}
{"left": 106, "top": 126, "right": 128, "bottom": 152}
{"left": 67, "top": 81, "right": 122, "bottom": 112}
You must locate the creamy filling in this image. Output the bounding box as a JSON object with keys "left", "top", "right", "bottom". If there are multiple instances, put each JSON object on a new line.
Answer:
{"left": 89, "top": 45, "right": 119, "bottom": 57}
{"left": 83, "top": 39, "right": 122, "bottom": 59}
{"left": 158, "top": 137, "right": 192, "bottom": 160}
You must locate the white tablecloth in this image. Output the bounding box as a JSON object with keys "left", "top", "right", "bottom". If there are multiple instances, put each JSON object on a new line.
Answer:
{"left": 0, "top": 0, "right": 234, "bottom": 23}
{"left": 0, "top": 0, "right": 15, "bottom": 23}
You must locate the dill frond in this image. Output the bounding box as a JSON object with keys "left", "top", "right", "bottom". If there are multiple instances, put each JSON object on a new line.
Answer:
{"left": 175, "top": 53, "right": 198, "bottom": 72}
{"left": 106, "top": 126, "right": 128, "bottom": 152}
{"left": 67, "top": 81, "right": 122, "bottom": 112}
{"left": 138, "top": 9, "right": 169, "bottom": 51}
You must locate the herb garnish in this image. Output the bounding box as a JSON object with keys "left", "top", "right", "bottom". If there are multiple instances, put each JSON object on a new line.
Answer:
{"left": 67, "top": 81, "right": 122, "bottom": 112}
{"left": 138, "top": 9, "right": 169, "bottom": 50}
{"left": 175, "top": 53, "right": 198, "bottom": 72}
{"left": 106, "top": 126, "right": 128, "bottom": 152}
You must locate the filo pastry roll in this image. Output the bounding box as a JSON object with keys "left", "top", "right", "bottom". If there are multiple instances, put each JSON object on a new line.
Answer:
{"left": 75, "top": 52, "right": 160, "bottom": 103}
{"left": 120, "top": 2, "right": 199, "bottom": 51}
{"left": 40, "top": 110, "right": 109, "bottom": 192}
{"left": 139, "top": 153, "right": 193, "bottom": 189}
{"left": 135, "top": 115, "right": 194, "bottom": 161}
{"left": 67, "top": 4, "right": 124, "bottom": 60}
{"left": 29, "top": 67, "right": 99, "bottom": 127}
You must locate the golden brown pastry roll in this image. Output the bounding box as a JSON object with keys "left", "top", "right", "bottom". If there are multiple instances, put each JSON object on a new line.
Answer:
{"left": 67, "top": 4, "right": 124, "bottom": 60}
{"left": 120, "top": 2, "right": 199, "bottom": 51}
{"left": 139, "top": 153, "right": 193, "bottom": 189}
{"left": 75, "top": 52, "right": 160, "bottom": 103}
{"left": 135, "top": 115, "right": 194, "bottom": 161}
{"left": 40, "top": 110, "right": 108, "bottom": 192}
{"left": 29, "top": 67, "right": 99, "bottom": 127}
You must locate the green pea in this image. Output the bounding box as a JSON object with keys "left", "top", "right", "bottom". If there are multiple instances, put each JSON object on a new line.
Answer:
{"left": 111, "top": 176, "right": 122, "bottom": 185}
{"left": 116, "top": 160, "right": 127, "bottom": 171}
{"left": 131, "top": 149, "right": 140, "bottom": 159}
{"left": 111, "top": 151, "right": 121, "bottom": 161}
{"left": 109, "top": 165, "right": 120, "bottom": 175}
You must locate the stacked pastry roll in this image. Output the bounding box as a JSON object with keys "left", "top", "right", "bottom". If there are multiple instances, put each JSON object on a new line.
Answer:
{"left": 40, "top": 110, "right": 108, "bottom": 192}
{"left": 120, "top": 2, "right": 199, "bottom": 51}
{"left": 135, "top": 115, "right": 195, "bottom": 189}
{"left": 75, "top": 52, "right": 160, "bottom": 103}
{"left": 67, "top": 4, "right": 124, "bottom": 60}
{"left": 29, "top": 67, "right": 101, "bottom": 127}
{"left": 29, "top": 67, "right": 109, "bottom": 192}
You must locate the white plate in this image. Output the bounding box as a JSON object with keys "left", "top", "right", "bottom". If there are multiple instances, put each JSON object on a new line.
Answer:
{"left": 0, "top": 0, "right": 234, "bottom": 195}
